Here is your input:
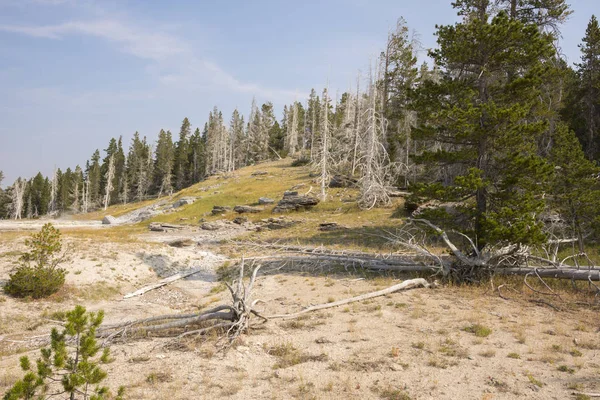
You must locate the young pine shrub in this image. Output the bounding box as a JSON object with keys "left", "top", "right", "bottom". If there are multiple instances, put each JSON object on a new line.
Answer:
{"left": 3, "top": 305, "right": 124, "bottom": 400}
{"left": 4, "top": 223, "right": 67, "bottom": 298}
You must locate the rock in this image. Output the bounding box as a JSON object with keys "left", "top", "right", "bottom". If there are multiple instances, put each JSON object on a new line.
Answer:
{"left": 234, "top": 205, "right": 263, "bottom": 214}
{"left": 251, "top": 171, "right": 268, "bottom": 176}
{"left": 168, "top": 239, "right": 195, "bottom": 248}
{"left": 149, "top": 222, "right": 186, "bottom": 232}
{"left": 201, "top": 222, "right": 221, "bottom": 231}
{"left": 102, "top": 215, "right": 118, "bottom": 225}
{"left": 329, "top": 175, "right": 358, "bottom": 188}
{"left": 262, "top": 217, "right": 300, "bottom": 230}
{"left": 258, "top": 197, "right": 274, "bottom": 205}
{"left": 172, "top": 197, "right": 196, "bottom": 208}
{"left": 283, "top": 191, "right": 298, "bottom": 197}
{"left": 233, "top": 217, "right": 248, "bottom": 225}
{"left": 319, "top": 222, "right": 345, "bottom": 231}
{"left": 273, "top": 194, "right": 320, "bottom": 213}
{"left": 211, "top": 205, "right": 231, "bottom": 215}
{"left": 149, "top": 222, "right": 166, "bottom": 232}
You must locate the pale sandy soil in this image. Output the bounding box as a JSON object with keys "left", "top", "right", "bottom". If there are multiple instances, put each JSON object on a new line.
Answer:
{"left": 0, "top": 220, "right": 599, "bottom": 400}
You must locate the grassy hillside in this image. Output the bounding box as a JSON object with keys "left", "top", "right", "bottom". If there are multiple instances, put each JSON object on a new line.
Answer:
{"left": 73, "top": 159, "right": 406, "bottom": 250}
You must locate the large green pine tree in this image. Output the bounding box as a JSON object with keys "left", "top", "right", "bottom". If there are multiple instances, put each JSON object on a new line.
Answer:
{"left": 411, "top": 0, "right": 558, "bottom": 247}
{"left": 188, "top": 127, "right": 205, "bottom": 183}
{"left": 173, "top": 118, "right": 191, "bottom": 190}
{"left": 548, "top": 122, "right": 600, "bottom": 251}
{"left": 153, "top": 129, "right": 175, "bottom": 195}
{"left": 575, "top": 15, "right": 600, "bottom": 160}
{"left": 87, "top": 150, "right": 102, "bottom": 206}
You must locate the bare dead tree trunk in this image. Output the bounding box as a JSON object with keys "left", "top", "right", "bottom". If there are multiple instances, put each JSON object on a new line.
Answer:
{"left": 358, "top": 64, "right": 391, "bottom": 209}
{"left": 103, "top": 155, "right": 115, "bottom": 210}
{"left": 320, "top": 88, "right": 330, "bottom": 201}
{"left": 352, "top": 73, "right": 362, "bottom": 176}
{"left": 11, "top": 178, "right": 26, "bottom": 220}
{"left": 287, "top": 102, "right": 299, "bottom": 155}
{"left": 82, "top": 178, "right": 90, "bottom": 213}
{"left": 48, "top": 167, "right": 58, "bottom": 214}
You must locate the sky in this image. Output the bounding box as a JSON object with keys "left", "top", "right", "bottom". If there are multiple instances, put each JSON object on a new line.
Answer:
{"left": 0, "top": 0, "right": 597, "bottom": 186}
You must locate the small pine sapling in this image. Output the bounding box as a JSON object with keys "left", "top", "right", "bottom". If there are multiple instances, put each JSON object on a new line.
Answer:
{"left": 3, "top": 305, "right": 124, "bottom": 400}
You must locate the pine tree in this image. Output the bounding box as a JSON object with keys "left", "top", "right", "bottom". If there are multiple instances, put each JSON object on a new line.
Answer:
{"left": 229, "top": 109, "right": 245, "bottom": 170}
{"left": 87, "top": 150, "right": 101, "bottom": 207}
{"left": 574, "top": 15, "right": 600, "bottom": 160}
{"left": 173, "top": 117, "right": 191, "bottom": 190}
{"left": 153, "top": 129, "right": 175, "bottom": 196}
{"left": 411, "top": 1, "right": 556, "bottom": 247}
{"left": 188, "top": 127, "right": 206, "bottom": 182}
{"left": 548, "top": 123, "right": 600, "bottom": 251}
{"left": 100, "top": 138, "right": 120, "bottom": 206}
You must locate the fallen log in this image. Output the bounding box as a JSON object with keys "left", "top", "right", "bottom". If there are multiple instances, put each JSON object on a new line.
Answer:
{"left": 497, "top": 267, "right": 600, "bottom": 281}
{"left": 239, "top": 251, "right": 600, "bottom": 281}
{"left": 268, "top": 278, "right": 433, "bottom": 319}
{"left": 100, "top": 260, "right": 265, "bottom": 344}
{"left": 123, "top": 268, "right": 204, "bottom": 299}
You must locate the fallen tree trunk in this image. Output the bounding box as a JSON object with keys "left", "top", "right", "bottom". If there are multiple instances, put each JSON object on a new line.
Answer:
{"left": 497, "top": 267, "right": 600, "bottom": 281}
{"left": 239, "top": 251, "right": 600, "bottom": 281}
{"left": 268, "top": 278, "right": 433, "bottom": 319}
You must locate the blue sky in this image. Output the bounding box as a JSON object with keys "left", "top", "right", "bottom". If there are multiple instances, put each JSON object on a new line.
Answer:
{"left": 0, "top": 0, "right": 597, "bottom": 185}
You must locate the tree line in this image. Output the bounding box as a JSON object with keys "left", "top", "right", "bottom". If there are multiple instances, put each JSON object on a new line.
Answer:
{"left": 1, "top": 0, "right": 599, "bottom": 252}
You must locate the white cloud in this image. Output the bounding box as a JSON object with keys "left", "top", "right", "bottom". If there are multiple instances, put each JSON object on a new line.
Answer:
{"left": 0, "top": 17, "right": 301, "bottom": 102}
{"left": 0, "top": 20, "right": 188, "bottom": 60}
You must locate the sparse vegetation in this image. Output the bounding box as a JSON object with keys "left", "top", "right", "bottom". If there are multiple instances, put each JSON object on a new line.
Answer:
{"left": 462, "top": 324, "right": 492, "bottom": 338}
{"left": 4, "top": 223, "right": 67, "bottom": 299}
{"left": 3, "top": 305, "right": 124, "bottom": 400}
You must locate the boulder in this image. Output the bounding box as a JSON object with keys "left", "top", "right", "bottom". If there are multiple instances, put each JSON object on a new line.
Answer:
{"left": 234, "top": 205, "right": 263, "bottom": 214}
{"left": 233, "top": 217, "right": 248, "bottom": 225}
{"left": 201, "top": 222, "right": 221, "bottom": 231}
{"left": 251, "top": 171, "right": 269, "bottom": 176}
{"left": 102, "top": 215, "right": 118, "bottom": 225}
{"left": 273, "top": 193, "right": 320, "bottom": 213}
{"left": 211, "top": 205, "right": 231, "bottom": 215}
{"left": 172, "top": 197, "right": 196, "bottom": 208}
{"left": 263, "top": 217, "right": 300, "bottom": 230}
{"left": 258, "top": 197, "right": 274, "bottom": 205}
{"left": 149, "top": 222, "right": 186, "bottom": 232}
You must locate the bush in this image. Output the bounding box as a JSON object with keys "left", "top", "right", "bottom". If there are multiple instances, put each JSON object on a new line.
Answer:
{"left": 291, "top": 156, "right": 310, "bottom": 167}
{"left": 3, "top": 305, "right": 124, "bottom": 400}
{"left": 4, "top": 223, "right": 66, "bottom": 299}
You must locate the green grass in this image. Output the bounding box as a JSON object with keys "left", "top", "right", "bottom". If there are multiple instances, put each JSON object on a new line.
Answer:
{"left": 462, "top": 324, "right": 492, "bottom": 338}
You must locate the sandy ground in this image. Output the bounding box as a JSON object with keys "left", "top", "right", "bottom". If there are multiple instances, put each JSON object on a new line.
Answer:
{"left": 0, "top": 219, "right": 599, "bottom": 400}
{"left": 0, "top": 219, "right": 103, "bottom": 231}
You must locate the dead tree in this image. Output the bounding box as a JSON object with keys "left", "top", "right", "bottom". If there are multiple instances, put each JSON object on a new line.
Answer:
{"left": 313, "top": 88, "right": 331, "bottom": 201}
{"left": 11, "top": 178, "right": 26, "bottom": 220}
{"left": 48, "top": 167, "right": 58, "bottom": 214}
{"left": 387, "top": 219, "right": 600, "bottom": 283}
{"left": 82, "top": 178, "right": 90, "bottom": 213}
{"left": 358, "top": 65, "right": 392, "bottom": 209}
{"left": 286, "top": 101, "right": 299, "bottom": 155}
{"left": 103, "top": 155, "right": 115, "bottom": 210}
{"left": 98, "top": 260, "right": 266, "bottom": 344}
